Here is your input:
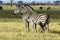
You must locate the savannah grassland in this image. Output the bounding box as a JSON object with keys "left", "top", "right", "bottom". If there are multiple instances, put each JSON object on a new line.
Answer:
{"left": 0, "top": 5, "right": 60, "bottom": 40}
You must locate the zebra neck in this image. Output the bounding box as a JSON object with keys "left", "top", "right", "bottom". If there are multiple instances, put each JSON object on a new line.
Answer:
{"left": 26, "top": 6, "right": 36, "bottom": 14}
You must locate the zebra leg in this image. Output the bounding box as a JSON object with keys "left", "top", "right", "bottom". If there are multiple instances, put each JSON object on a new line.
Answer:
{"left": 45, "top": 24, "right": 49, "bottom": 32}
{"left": 41, "top": 27, "right": 45, "bottom": 32}
{"left": 25, "top": 22, "right": 30, "bottom": 32}
{"left": 39, "top": 23, "right": 45, "bottom": 32}
{"left": 45, "top": 14, "right": 50, "bottom": 32}
{"left": 32, "top": 23, "right": 37, "bottom": 32}
{"left": 40, "top": 26, "right": 45, "bottom": 33}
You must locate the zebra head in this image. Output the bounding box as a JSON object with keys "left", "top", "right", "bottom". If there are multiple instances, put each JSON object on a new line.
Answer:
{"left": 13, "top": 5, "right": 27, "bottom": 15}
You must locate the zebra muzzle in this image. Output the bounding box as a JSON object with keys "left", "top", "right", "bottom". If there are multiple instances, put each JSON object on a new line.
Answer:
{"left": 13, "top": 13, "right": 16, "bottom": 15}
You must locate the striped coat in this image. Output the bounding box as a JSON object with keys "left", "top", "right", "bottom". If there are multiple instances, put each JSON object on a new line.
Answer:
{"left": 14, "top": 5, "right": 50, "bottom": 32}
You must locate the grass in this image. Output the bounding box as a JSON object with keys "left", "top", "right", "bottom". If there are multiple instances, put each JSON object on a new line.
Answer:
{"left": 0, "top": 5, "right": 60, "bottom": 40}
{"left": 0, "top": 22, "right": 60, "bottom": 40}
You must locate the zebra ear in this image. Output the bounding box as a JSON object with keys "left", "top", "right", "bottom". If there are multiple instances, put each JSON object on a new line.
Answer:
{"left": 26, "top": 5, "right": 35, "bottom": 11}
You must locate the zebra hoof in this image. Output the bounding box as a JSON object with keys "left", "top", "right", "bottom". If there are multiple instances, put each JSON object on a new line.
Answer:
{"left": 27, "top": 29, "right": 30, "bottom": 32}
{"left": 58, "top": 23, "right": 60, "bottom": 25}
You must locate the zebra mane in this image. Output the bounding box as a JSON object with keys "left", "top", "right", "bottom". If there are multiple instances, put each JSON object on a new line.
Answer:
{"left": 24, "top": 5, "right": 35, "bottom": 11}
{"left": 16, "top": 4, "right": 35, "bottom": 11}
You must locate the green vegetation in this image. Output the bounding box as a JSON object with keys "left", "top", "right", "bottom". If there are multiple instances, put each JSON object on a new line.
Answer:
{"left": 0, "top": 5, "right": 60, "bottom": 40}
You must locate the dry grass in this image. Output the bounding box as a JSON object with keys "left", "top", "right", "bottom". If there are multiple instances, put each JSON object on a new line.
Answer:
{"left": 0, "top": 22, "right": 60, "bottom": 40}
{"left": 2, "top": 5, "right": 16, "bottom": 10}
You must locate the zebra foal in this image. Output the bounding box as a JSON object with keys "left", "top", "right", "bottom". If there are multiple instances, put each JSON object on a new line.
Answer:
{"left": 13, "top": 5, "right": 50, "bottom": 32}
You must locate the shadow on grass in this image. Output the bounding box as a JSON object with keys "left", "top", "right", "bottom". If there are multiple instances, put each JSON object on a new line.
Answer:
{"left": 49, "top": 30, "right": 60, "bottom": 34}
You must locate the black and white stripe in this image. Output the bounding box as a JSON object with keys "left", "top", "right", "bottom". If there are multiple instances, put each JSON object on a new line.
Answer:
{"left": 13, "top": 5, "right": 50, "bottom": 32}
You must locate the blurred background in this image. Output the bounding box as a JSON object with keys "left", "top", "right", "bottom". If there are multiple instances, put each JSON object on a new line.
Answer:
{"left": 0, "top": 0, "right": 60, "bottom": 5}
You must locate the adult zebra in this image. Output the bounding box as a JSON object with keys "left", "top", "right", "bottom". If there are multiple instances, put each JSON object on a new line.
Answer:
{"left": 13, "top": 5, "right": 50, "bottom": 32}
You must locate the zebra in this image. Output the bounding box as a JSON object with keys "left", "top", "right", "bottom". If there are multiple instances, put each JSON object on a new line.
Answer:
{"left": 13, "top": 5, "right": 50, "bottom": 32}
{"left": 47, "top": 7, "right": 50, "bottom": 10}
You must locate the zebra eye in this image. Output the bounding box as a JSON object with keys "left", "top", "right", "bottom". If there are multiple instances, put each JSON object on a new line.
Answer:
{"left": 20, "top": 13, "right": 23, "bottom": 15}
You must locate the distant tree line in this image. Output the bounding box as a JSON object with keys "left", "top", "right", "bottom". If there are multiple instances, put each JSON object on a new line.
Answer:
{"left": 14, "top": 0, "right": 60, "bottom": 5}
{"left": 0, "top": 0, "right": 3, "bottom": 4}
{"left": 0, "top": 0, "right": 60, "bottom": 5}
